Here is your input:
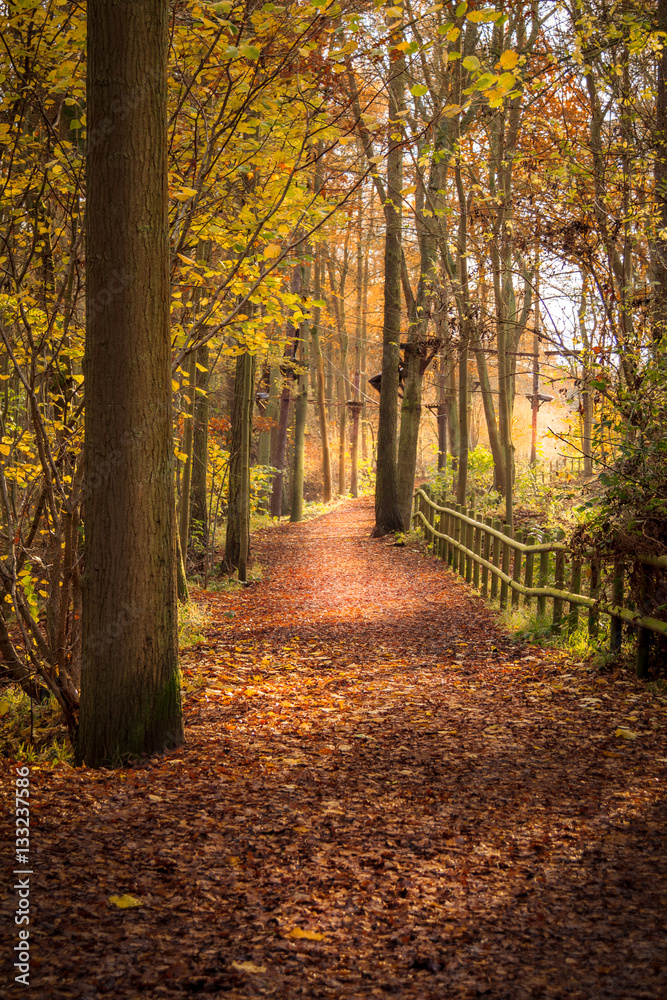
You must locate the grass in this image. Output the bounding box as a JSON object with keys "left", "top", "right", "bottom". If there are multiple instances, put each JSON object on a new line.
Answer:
{"left": 178, "top": 597, "right": 209, "bottom": 650}
{"left": 494, "top": 599, "right": 640, "bottom": 670}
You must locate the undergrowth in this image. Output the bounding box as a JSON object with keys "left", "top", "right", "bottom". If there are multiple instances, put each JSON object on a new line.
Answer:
{"left": 495, "top": 600, "right": 639, "bottom": 670}
{"left": 0, "top": 597, "right": 211, "bottom": 764}
{"left": 0, "top": 687, "right": 74, "bottom": 764}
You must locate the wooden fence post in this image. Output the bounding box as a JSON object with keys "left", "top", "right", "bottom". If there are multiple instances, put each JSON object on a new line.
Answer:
{"left": 443, "top": 504, "right": 451, "bottom": 564}
{"left": 553, "top": 529, "right": 565, "bottom": 632}
{"left": 452, "top": 506, "right": 461, "bottom": 575}
{"left": 610, "top": 558, "right": 624, "bottom": 652}
{"left": 538, "top": 532, "right": 550, "bottom": 619}
{"left": 524, "top": 533, "right": 535, "bottom": 608}
{"left": 637, "top": 563, "right": 653, "bottom": 678}
{"left": 588, "top": 556, "right": 600, "bottom": 637}
{"left": 482, "top": 516, "right": 492, "bottom": 597}
{"left": 427, "top": 488, "right": 436, "bottom": 540}
{"left": 465, "top": 509, "right": 474, "bottom": 584}
{"left": 437, "top": 502, "right": 445, "bottom": 560}
{"left": 569, "top": 557, "right": 582, "bottom": 632}
{"left": 500, "top": 524, "right": 512, "bottom": 609}
{"left": 512, "top": 529, "right": 523, "bottom": 608}
{"left": 459, "top": 506, "right": 467, "bottom": 579}
{"left": 473, "top": 518, "right": 481, "bottom": 590}
{"left": 491, "top": 518, "right": 502, "bottom": 601}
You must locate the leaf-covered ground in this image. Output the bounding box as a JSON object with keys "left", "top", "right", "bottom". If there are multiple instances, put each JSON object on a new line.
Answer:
{"left": 2, "top": 496, "right": 667, "bottom": 999}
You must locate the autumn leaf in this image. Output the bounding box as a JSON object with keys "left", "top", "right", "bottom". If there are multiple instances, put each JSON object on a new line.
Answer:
{"left": 614, "top": 728, "right": 639, "bottom": 740}
{"left": 288, "top": 927, "right": 326, "bottom": 941}
{"left": 231, "top": 960, "right": 267, "bottom": 973}
{"left": 109, "top": 894, "right": 143, "bottom": 909}
{"left": 499, "top": 50, "right": 519, "bottom": 70}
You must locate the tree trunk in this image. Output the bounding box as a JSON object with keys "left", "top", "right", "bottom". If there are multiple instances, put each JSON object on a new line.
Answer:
{"left": 448, "top": 358, "right": 460, "bottom": 471}
{"left": 178, "top": 353, "right": 196, "bottom": 560}
{"left": 176, "top": 518, "right": 189, "bottom": 604}
{"left": 361, "top": 244, "right": 370, "bottom": 465}
{"left": 223, "top": 351, "right": 255, "bottom": 573}
{"left": 437, "top": 353, "right": 448, "bottom": 473}
{"left": 270, "top": 368, "right": 291, "bottom": 517}
{"left": 396, "top": 343, "right": 422, "bottom": 529}
{"left": 291, "top": 322, "right": 309, "bottom": 522}
{"left": 190, "top": 343, "right": 209, "bottom": 549}
{"left": 270, "top": 267, "right": 301, "bottom": 516}
{"left": 456, "top": 335, "right": 469, "bottom": 505}
{"left": 655, "top": 0, "right": 667, "bottom": 339}
{"left": 372, "top": 12, "right": 405, "bottom": 536}
{"left": 79, "top": 0, "right": 183, "bottom": 766}
{"left": 257, "top": 370, "right": 272, "bottom": 466}
{"left": 237, "top": 350, "right": 253, "bottom": 582}
{"left": 259, "top": 359, "right": 279, "bottom": 467}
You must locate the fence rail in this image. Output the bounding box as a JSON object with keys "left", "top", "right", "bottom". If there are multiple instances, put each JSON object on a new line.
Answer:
{"left": 412, "top": 488, "right": 667, "bottom": 677}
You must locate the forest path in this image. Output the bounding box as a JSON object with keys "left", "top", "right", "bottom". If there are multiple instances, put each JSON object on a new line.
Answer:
{"left": 14, "top": 497, "right": 667, "bottom": 999}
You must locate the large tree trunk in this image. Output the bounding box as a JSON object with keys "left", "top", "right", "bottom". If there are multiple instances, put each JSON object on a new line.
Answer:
{"left": 372, "top": 12, "right": 405, "bottom": 536}
{"left": 79, "top": 0, "right": 183, "bottom": 766}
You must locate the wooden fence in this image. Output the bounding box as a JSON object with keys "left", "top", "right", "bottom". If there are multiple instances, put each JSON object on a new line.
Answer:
{"left": 412, "top": 488, "right": 667, "bottom": 677}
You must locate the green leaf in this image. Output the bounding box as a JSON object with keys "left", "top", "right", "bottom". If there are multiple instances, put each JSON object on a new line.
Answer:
{"left": 462, "top": 55, "right": 480, "bottom": 71}
{"left": 410, "top": 84, "right": 428, "bottom": 97}
{"left": 240, "top": 44, "right": 261, "bottom": 60}
{"left": 475, "top": 73, "right": 496, "bottom": 90}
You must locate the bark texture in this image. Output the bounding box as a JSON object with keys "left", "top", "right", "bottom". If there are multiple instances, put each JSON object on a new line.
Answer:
{"left": 79, "top": 0, "right": 183, "bottom": 766}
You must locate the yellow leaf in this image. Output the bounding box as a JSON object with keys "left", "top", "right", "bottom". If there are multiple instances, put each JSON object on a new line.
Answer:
{"left": 0, "top": 699, "right": 10, "bottom": 716}
{"left": 288, "top": 927, "right": 326, "bottom": 941}
{"left": 264, "top": 244, "right": 282, "bottom": 258}
{"left": 231, "top": 961, "right": 267, "bottom": 973}
{"left": 499, "top": 50, "right": 519, "bottom": 70}
{"left": 174, "top": 186, "right": 198, "bottom": 201}
{"left": 172, "top": 379, "right": 180, "bottom": 392}
{"left": 614, "top": 727, "right": 638, "bottom": 740}
{"left": 0, "top": 443, "right": 10, "bottom": 456}
{"left": 177, "top": 252, "right": 198, "bottom": 266}
{"left": 109, "top": 894, "right": 143, "bottom": 909}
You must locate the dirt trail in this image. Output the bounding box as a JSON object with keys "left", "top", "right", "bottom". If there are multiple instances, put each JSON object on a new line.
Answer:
{"left": 3, "top": 496, "right": 667, "bottom": 999}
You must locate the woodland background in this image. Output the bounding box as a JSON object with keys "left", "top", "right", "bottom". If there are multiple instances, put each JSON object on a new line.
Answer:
{"left": 1, "top": 0, "right": 667, "bottom": 758}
